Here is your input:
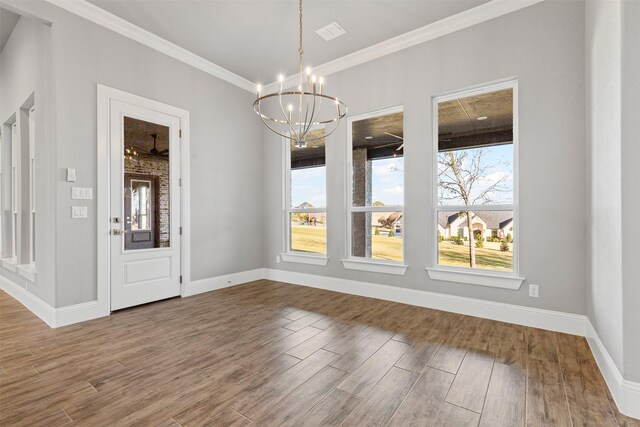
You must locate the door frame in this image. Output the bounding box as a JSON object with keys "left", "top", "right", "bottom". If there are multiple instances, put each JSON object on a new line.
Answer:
{"left": 97, "top": 84, "right": 190, "bottom": 313}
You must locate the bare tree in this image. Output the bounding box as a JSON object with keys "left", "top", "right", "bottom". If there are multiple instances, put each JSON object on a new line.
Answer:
{"left": 438, "top": 148, "right": 509, "bottom": 268}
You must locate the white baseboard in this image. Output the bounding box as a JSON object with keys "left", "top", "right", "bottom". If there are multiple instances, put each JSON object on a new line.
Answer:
{"left": 0, "top": 275, "right": 108, "bottom": 328}
{"left": 263, "top": 269, "right": 586, "bottom": 336}
{"left": 586, "top": 321, "right": 640, "bottom": 420}
{"left": 182, "top": 268, "right": 266, "bottom": 297}
{"left": 1, "top": 275, "right": 56, "bottom": 327}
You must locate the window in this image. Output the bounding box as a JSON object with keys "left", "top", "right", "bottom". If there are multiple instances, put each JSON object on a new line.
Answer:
{"left": 28, "top": 106, "right": 35, "bottom": 264}
{"left": 283, "top": 127, "right": 327, "bottom": 262}
{"left": 131, "top": 179, "right": 152, "bottom": 230}
{"left": 11, "top": 121, "right": 18, "bottom": 260}
{"left": 344, "top": 107, "right": 406, "bottom": 275}
{"left": 430, "top": 81, "right": 521, "bottom": 287}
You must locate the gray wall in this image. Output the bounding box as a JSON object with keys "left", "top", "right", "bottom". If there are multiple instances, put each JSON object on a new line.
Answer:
{"left": 0, "top": 12, "right": 56, "bottom": 306}
{"left": 586, "top": 0, "right": 640, "bottom": 383}
{"left": 3, "top": 0, "right": 264, "bottom": 307}
{"left": 263, "top": 1, "right": 587, "bottom": 314}
{"left": 621, "top": 0, "right": 640, "bottom": 383}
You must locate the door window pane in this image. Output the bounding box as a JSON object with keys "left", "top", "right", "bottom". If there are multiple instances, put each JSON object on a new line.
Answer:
{"left": 123, "top": 117, "right": 170, "bottom": 250}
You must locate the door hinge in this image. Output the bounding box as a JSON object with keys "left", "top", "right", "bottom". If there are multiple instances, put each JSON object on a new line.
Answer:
{"left": 179, "top": 178, "right": 182, "bottom": 187}
{"left": 179, "top": 226, "right": 183, "bottom": 235}
{"left": 180, "top": 275, "right": 183, "bottom": 284}
{"left": 179, "top": 129, "right": 182, "bottom": 138}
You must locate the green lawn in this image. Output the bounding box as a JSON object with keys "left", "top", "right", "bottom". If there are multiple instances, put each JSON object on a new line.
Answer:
{"left": 438, "top": 241, "right": 513, "bottom": 271}
{"left": 291, "top": 226, "right": 512, "bottom": 270}
{"left": 291, "top": 226, "right": 403, "bottom": 261}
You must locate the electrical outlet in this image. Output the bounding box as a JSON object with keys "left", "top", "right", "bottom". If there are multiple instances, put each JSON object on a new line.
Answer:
{"left": 529, "top": 284, "right": 539, "bottom": 298}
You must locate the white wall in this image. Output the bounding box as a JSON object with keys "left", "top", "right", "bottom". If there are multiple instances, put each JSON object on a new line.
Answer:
{"left": 263, "top": 1, "right": 587, "bottom": 314}
{"left": 3, "top": 0, "right": 264, "bottom": 307}
{"left": 0, "top": 12, "right": 56, "bottom": 306}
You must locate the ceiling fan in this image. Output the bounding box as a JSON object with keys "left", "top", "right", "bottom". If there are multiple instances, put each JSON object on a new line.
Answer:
{"left": 142, "top": 133, "right": 169, "bottom": 158}
{"left": 383, "top": 131, "right": 404, "bottom": 151}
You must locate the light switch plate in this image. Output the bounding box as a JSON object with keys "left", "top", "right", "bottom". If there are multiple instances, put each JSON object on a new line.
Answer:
{"left": 71, "top": 206, "right": 88, "bottom": 219}
{"left": 66, "top": 168, "right": 77, "bottom": 182}
{"left": 71, "top": 187, "right": 93, "bottom": 200}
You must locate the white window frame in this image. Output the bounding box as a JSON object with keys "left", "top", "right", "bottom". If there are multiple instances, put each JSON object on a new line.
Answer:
{"left": 28, "top": 106, "right": 36, "bottom": 265}
{"left": 10, "top": 121, "right": 18, "bottom": 260}
{"left": 280, "top": 128, "right": 329, "bottom": 266}
{"left": 426, "top": 79, "right": 524, "bottom": 289}
{"left": 342, "top": 105, "right": 407, "bottom": 276}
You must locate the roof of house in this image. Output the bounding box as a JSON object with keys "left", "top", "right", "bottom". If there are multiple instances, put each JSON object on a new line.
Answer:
{"left": 438, "top": 210, "right": 513, "bottom": 229}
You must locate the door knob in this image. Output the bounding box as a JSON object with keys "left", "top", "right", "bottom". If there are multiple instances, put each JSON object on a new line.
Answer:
{"left": 112, "top": 229, "right": 127, "bottom": 235}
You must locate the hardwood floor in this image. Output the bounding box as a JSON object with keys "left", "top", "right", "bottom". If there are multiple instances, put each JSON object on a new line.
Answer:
{"left": 1, "top": 280, "right": 638, "bottom": 426}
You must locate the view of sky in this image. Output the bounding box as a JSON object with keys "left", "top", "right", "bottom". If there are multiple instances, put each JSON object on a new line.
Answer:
{"left": 438, "top": 144, "right": 513, "bottom": 205}
{"left": 291, "top": 156, "right": 405, "bottom": 208}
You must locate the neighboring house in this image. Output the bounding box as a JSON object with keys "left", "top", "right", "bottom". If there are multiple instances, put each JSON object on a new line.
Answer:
{"left": 438, "top": 211, "right": 513, "bottom": 240}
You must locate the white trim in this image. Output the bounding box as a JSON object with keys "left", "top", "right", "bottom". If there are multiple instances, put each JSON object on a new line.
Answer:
{"left": 97, "top": 84, "right": 191, "bottom": 314}
{"left": 586, "top": 321, "right": 640, "bottom": 420}
{"left": 280, "top": 253, "right": 329, "bottom": 266}
{"left": 345, "top": 105, "right": 405, "bottom": 265}
{"left": 264, "top": 0, "right": 544, "bottom": 93}
{"left": 0, "top": 275, "right": 55, "bottom": 327}
{"left": 16, "top": 263, "right": 37, "bottom": 282}
{"left": 264, "top": 268, "right": 585, "bottom": 335}
{"left": 55, "top": 300, "right": 107, "bottom": 327}
{"left": 1, "top": 257, "right": 18, "bottom": 272}
{"left": 45, "top": 0, "right": 255, "bottom": 93}
{"left": 431, "top": 79, "right": 520, "bottom": 276}
{"left": 182, "top": 268, "right": 265, "bottom": 297}
{"left": 341, "top": 259, "right": 408, "bottom": 276}
{"left": 426, "top": 267, "right": 524, "bottom": 290}
{"left": 1, "top": 275, "right": 109, "bottom": 327}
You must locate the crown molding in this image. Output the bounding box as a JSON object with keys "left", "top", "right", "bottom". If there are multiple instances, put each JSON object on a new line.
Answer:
{"left": 45, "top": 0, "right": 256, "bottom": 93}
{"left": 263, "top": 0, "right": 544, "bottom": 93}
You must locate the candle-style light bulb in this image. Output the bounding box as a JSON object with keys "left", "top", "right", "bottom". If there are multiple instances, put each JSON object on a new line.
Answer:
{"left": 305, "top": 67, "right": 312, "bottom": 76}
{"left": 256, "top": 84, "right": 262, "bottom": 98}
{"left": 278, "top": 75, "right": 284, "bottom": 93}
{"left": 319, "top": 77, "right": 324, "bottom": 94}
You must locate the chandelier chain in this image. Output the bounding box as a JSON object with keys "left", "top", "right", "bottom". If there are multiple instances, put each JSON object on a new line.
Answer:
{"left": 298, "top": 0, "right": 303, "bottom": 77}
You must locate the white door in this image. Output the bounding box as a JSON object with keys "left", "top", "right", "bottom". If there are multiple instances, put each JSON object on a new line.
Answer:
{"left": 109, "top": 99, "right": 181, "bottom": 310}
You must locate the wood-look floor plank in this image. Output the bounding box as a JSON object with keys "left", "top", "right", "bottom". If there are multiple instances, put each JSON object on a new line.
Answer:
{"left": 253, "top": 366, "right": 347, "bottom": 426}
{"left": 341, "top": 367, "right": 419, "bottom": 426}
{"left": 388, "top": 367, "right": 455, "bottom": 426}
{"left": 479, "top": 362, "right": 526, "bottom": 427}
{"left": 330, "top": 329, "right": 393, "bottom": 372}
{"left": 556, "top": 333, "right": 618, "bottom": 427}
{"left": 526, "top": 358, "right": 572, "bottom": 426}
{"left": 446, "top": 350, "right": 494, "bottom": 413}
{"left": 337, "top": 339, "right": 410, "bottom": 398}
{"left": 296, "top": 389, "right": 362, "bottom": 427}
{"left": 434, "top": 402, "right": 481, "bottom": 427}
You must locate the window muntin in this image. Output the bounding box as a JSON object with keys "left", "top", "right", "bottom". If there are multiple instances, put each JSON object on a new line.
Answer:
{"left": 348, "top": 108, "right": 404, "bottom": 263}
{"left": 434, "top": 83, "right": 517, "bottom": 273}
{"left": 286, "top": 127, "right": 326, "bottom": 255}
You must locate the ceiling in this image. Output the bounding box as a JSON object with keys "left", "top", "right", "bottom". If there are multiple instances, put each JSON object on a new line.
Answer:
{"left": 0, "top": 7, "right": 21, "bottom": 52}
{"left": 86, "top": 0, "right": 490, "bottom": 83}
{"left": 438, "top": 88, "right": 513, "bottom": 151}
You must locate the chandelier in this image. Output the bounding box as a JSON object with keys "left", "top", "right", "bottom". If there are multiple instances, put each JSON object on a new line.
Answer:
{"left": 253, "top": 0, "right": 347, "bottom": 148}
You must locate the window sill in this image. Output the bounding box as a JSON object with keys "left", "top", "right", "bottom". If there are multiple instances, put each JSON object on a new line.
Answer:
{"left": 1, "top": 257, "right": 18, "bottom": 272}
{"left": 280, "top": 253, "right": 329, "bottom": 266}
{"left": 426, "top": 267, "right": 524, "bottom": 290}
{"left": 342, "top": 258, "right": 408, "bottom": 276}
{"left": 17, "top": 264, "right": 37, "bottom": 282}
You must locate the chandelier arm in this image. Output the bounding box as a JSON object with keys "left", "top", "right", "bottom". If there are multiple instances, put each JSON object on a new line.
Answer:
{"left": 305, "top": 94, "right": 323, "bottom": 136}
{"left": 258, "top": 112, "right": 297, "bottom": 142}
{"left": 276, "top": 94, "right": 298, "bottom": 139}
{"left": 303, "top": 91, "right": 317, "bottom": 137}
